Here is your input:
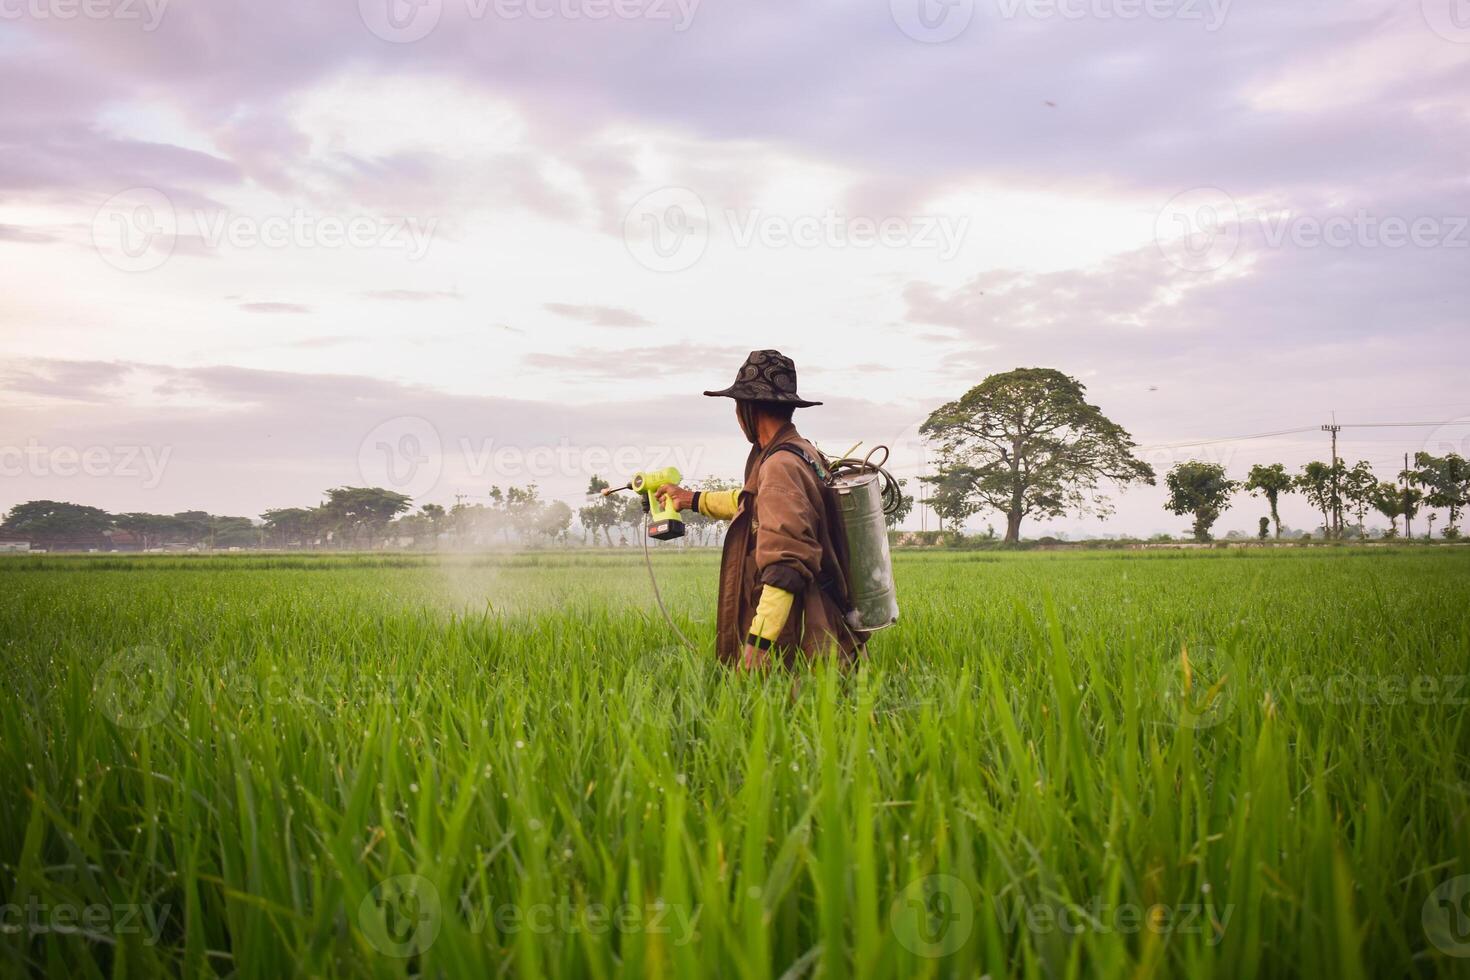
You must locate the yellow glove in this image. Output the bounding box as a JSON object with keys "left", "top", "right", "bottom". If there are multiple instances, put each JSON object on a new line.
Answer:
{"left": 745, "top": 584, "right": 794, "bottom": 654}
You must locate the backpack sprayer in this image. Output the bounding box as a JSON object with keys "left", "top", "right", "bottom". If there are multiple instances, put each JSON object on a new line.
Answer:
{"left": 607, "top": 446, "right": 901, "bottom": 654}
{"left": 824, "top": 445, "right": 901, "bottom": 634}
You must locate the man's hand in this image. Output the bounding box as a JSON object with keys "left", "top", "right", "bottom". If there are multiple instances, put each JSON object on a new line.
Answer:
{"left": 741, "top": 642, "right": 770, "bottom": 672}
{"left": 655, "top": 484, "right": 695, "bottom": 513}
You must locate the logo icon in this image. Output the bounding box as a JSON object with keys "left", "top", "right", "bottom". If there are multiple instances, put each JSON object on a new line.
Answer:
{"left": 1422, "top": 417, "right": 1470, "bottom": 461}
{"left": 93, "top": 645, "right": 176, "bottom": 729}
{"left": 1158, "top": 644, "right": 1236, "bottom": 730}
{"left": 890, "top": 0, "right": 975, "bottom": 42}
{"left": 1424, "top": 874, "right": 1470, "bottom": 957}
{"left": 890, "top": 873, "right": 974, "bottom": 958}
{"left": 1422, "top": 0, "right": 1470, "bottom": 43}
{"left": 92, "top": 188, "right": 177, "bottom": 273}
{"left": 359, "top": 0, "right": 443, "bottom": 42}
{"left": 622, "top": 187, "right": 709, "bottom": 273}
{"left": 358, "top": 874, "right": 442, "bottom": 957}
{"left": 1155, "top": 186, "right": 1241, "bottom": 273}
{"left": 357, "top": 416, "right": 443, "bottom": 500}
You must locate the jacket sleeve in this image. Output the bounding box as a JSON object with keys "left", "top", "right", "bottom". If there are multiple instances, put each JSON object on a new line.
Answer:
{"left": 753, "top": 452, "right": 822, "bottom": 594}
{"left": 696, "top": 489, "right": 741, "bottom": 520}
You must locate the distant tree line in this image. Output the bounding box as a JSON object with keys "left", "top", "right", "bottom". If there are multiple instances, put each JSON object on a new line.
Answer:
{"left": 0, "top": 485, "right": 581, "bottom": 552}
{"left": 1163, "top": 452, "right": 1468, "bottom": 543}
{"left": 7, "top": 365, "right": 1464, "bottom": 549}
{"left": 0, "top": 464, "right": 915, "bottom": 552}
{"left": 921, "top": 367, "right": 1467, "bottom": 545}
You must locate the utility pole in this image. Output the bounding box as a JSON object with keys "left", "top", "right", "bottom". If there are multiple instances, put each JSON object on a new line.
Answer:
{"left": 1322, "top": 422, "right": 1342, "bottom": 537}
{"left": 919, "top": 450, "right": 928, "bottom": 533}
{"left": 1402, "top": 452, "right": 1412, "bottom": 539}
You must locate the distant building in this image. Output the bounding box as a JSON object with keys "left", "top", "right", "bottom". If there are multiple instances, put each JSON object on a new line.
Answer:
{"left": 0, "top": 539, "right": 30, "bottom": 553}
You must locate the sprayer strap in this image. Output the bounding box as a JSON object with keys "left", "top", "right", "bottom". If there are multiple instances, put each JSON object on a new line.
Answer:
{"left": 769, "top": 443, "right": 831, "bottom": 483}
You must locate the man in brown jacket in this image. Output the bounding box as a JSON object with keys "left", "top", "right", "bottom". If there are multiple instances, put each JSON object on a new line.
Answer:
{"left": 656, "top": 350, "right": 860, "bottom": 670}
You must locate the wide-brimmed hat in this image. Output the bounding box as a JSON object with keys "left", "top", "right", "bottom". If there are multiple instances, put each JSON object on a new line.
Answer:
{"left": 703, "top": 349, "right": 822, "bottom": 407}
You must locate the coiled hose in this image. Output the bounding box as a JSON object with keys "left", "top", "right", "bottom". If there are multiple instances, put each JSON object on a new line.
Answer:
{"left": 823, "top": 445, "right": 905, "bottom": 517}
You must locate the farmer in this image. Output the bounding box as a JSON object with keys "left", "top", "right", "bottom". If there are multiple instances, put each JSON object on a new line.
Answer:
{"left": 656, "top": 350, "right": 860, "bottom": 670}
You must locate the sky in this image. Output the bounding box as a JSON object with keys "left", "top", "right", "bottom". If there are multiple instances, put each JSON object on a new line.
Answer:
{"left": 1, "top": 0, "right": 1468, "bottom": 537}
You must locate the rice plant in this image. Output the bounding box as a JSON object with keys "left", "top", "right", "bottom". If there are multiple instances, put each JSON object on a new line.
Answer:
{"left": 1, "top": 548, "right": 1468, "bottom": 977}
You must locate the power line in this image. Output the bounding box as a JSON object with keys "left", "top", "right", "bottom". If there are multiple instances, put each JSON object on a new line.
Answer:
{"left": 1339, "top": 421, "right": 1467, "bottom": 428}
{"left": 1140, "top": 426, "right": 1318, "bottom": 450}
{"left": 1140, "top": 418, "right": 1467, "bottom": 451}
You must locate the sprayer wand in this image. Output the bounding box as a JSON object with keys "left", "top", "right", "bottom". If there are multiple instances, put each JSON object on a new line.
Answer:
{"left": 604, "top": 468, "right": 698, "bottom": 652}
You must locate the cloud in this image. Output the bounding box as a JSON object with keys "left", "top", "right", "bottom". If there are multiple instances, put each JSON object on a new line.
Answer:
{"left": 524, "top": 345, "right": 748, "bottom": 378}
{"left": 361, "top": 289, "right": 462, "bottom": 302}
{"left": 0, "top": 358, "right": 914, "bottom": 517}
{"left": 0, "top": 224, "right": 61, "bottom": 245}
{"left": 239, "top": 302, "right": 312, "bottom": 314}
{"left": 4, "top": 0, "right": 1467, "bottom": 537}
{"left": 0, "top": 359, "right": 131, "bottom": 402}
{"left": 282, "top": 336, "right": 355, "bottom": 349}
{"left": 542, "top": 303, "right": 653, "bottom": 328}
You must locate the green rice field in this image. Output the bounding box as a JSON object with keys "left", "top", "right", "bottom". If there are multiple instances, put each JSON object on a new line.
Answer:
{"left": 2, "top": 548, "right": 1469, "bottom": 977}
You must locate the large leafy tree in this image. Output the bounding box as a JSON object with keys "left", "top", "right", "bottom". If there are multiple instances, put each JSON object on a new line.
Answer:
{"left": 1369, "top": 482, "right": 1404, "bottom": 537}
{"left": 113, "top": 511, "right": 178, "bottom": 550}
{"left": 1164, "top": 461, "right": 1239, "bottom": 542}
{"left": 1339, "top": 461, "right": 1379, "bottom": 538}
{"left": 503, "top": 485, "right": 543, "bottom": 543}
{"left": 1412, "top": 451, "right": 1469, "bottom": 535}
{"left": 578, "top": 476, "right": 622, "bottom": 546}
{"left": 922, "top": 461, "right": 983, "bottom": 533}
{"left": 919, "top": 368, "right": 1154, "bottom": 543}
{"left": 261, "top": 507, "right": 316, "bottom": 548}
{"left": 619, "top": 494, "right": 646, "bottom": 543}
{"left": 1, "top": 500, "right": 113, "bottom": 539}
{"left": 536, "top": 500, "right": 574, "bottom": 545}
{"left": 1295, "top": 461, "right": 1344, "bottom": 538}
{"left": 391, "top": 504, "right": 448, "bottom": 550}
{"left": 1243, "top": 463, "right": 1293, "bottom": 539}
{"left": 884, "top": 478, "right": 916, "bottom": 530}
{"left": 208, "top": 516, "right": 258, "bottom": 548}
{"left": 322, "top": 487, "right": 411, "bottom": 547}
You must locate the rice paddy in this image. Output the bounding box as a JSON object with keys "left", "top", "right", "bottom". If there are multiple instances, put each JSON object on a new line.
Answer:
{"left": 2, "top": 547, "right": 1468, "bottom": 977}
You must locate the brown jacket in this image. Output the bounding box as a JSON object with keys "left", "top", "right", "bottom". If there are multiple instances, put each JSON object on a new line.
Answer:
{"left": 715, "top": 422, "right": 860, "bottom": 666}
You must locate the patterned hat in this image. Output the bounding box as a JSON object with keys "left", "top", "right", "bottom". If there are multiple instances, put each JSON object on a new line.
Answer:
{"left": 703, "top": 350, "right": 822, "bottom": 407}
